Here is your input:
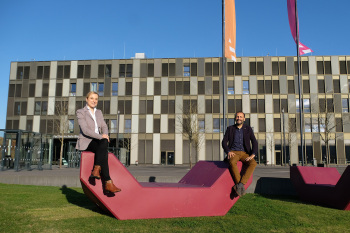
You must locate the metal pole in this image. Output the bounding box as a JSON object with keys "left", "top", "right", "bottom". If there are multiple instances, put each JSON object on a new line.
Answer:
{"left": 222, "top": 0, "right": 227, "bottom": 149}
{"left": 116, "top": 110, "right": 120, "bottom": 158}
{"left": 295, "top": 0, "right": 304, "bottom": 166}
{"left": 282, "top": 108, "right": 287, "bottom": 166}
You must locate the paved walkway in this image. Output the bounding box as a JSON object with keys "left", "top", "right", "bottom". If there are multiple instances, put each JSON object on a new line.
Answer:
{"left": 0, "top": 164, "right": 347, "bottom": 195}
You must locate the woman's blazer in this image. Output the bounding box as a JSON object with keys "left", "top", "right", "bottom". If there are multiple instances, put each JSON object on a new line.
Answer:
{"left": 76, "top": 106, "right": 108, "bottom": 150}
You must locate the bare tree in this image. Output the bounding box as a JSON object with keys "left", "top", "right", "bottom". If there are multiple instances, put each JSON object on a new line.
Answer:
{"left": 54, "top": 100, "right": 69, "bottom": 169}
{"left": 177, "top": 101, "right": 204, "bottom": 168}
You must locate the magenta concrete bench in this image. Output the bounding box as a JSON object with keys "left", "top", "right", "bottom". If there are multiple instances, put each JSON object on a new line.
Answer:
{"left": 80, "top": 152, "right": 253, "bottom": 220}
{"left": 290, "top": 166, "right": 350, "bottom": 210}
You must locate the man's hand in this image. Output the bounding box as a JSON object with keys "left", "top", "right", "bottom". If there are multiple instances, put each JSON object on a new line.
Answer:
{"left": 227, "top": 151, "right": 236, "bottom": 160}
{"left": 245, "top": 154, "right": 255, "bottom": 161}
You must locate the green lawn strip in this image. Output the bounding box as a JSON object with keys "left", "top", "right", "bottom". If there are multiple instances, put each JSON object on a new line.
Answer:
{"left": 0, "top": 183, "right": 349, "bottom": 233}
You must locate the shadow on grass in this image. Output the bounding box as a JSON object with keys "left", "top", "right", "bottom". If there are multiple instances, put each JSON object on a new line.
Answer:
{"left": 60, "top": 185, "right": 114, "bottom": 218}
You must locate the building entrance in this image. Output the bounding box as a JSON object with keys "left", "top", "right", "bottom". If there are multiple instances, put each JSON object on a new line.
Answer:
{"left": 161, "top": 151, "right": 175, "bottom": 165}
{"left": 275, "top": 150, "right": 282, "bottom": 165}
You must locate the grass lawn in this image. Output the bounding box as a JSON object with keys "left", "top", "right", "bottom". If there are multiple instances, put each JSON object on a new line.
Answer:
{"left": 0, "top": 183, "right": 349, "bottom": 233}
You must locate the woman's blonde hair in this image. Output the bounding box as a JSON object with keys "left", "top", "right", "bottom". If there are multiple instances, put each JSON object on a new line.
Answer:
{"left": 86, "top": 91, "right": 99, "bottom": 99}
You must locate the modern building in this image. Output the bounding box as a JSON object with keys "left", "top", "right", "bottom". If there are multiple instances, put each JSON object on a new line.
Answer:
{"left": 4, "top": 55, "right": 350, "bottom": 167}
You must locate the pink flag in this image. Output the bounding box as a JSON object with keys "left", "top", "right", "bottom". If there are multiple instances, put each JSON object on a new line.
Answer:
{"left": 287, "top": 0, "right": 313, "bottom": 55}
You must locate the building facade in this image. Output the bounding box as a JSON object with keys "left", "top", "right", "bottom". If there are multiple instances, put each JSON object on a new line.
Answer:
{"left": 5, "top": 56, "right": 350, "bottom": 166}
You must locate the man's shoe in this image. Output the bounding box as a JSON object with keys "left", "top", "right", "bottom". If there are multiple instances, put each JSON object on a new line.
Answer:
{"left": 105, "top": 180, "right": 121, "bottom": 193}
{"left": 90, "top": 165, "right": 101, "bottom": 179}
{"left": 239, "top": 183, "right": 246, "bottom": 196}
{"left": 233, "top": 184, "right": 243, "bottom": 197}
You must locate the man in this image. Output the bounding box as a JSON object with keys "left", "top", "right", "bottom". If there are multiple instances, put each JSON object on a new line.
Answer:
{"left": 222, "top": 112, "right": 258, "bottom": 196}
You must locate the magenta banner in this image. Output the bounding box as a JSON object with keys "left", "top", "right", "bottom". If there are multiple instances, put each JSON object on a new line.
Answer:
{"left": 287, "top": 0, "right": 313, "bottom": 55}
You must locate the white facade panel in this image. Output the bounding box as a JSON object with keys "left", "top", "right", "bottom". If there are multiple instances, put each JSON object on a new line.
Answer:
{"left": 154, "top": 96, "right": 161, "bottom": 114}
{"left": 205, "top": 114, "right": 213, "bottom": 133}
{"left": 50, "top": 61, "right": 57, "bottom": 79}
{"left": 146, "top": 115, "right": 153, "bottom": 133}
{"left": 27, "top": 98, "right": 34, "bottom": 115}
{"left": 33, "top": 116, "right": 40, "bottom": 132}
{"left": 160, "top": 114, "right": 168, "bottom": 133}
{"left": 62, "top": 79, "right": 70, "bottom": 97}
{"left": 153, "top": 134, "right": 161, "bottom": 164}
{"left": 47, "top": 97, "right": 55, "bottom": 115}
{"left": 242, "top": 95, "right": 250, "bottom": 114}
{"left": 49, "top": 79, "right": 56, "bottom": 97}
{"left": 119, "top": 115, "right": 125, "bottom": 133}
{"left": 132, "top": 96, "right": 139, "bottom": 115}
{"left": 175, "top": 133, "right": 183, "bottom": 165}
{"left": 35, "top": 80, "right": 43, "bottom": 97}
{"left": 70, "top": 61, "right": 78, "bottom": 79}
{"left": 132, "top": 78, "right": 140, "bottom": 96}
{"left": 197, "top": 95, "right": 205, "bottom": 114}
{"left": 119, "top": 78, "right": 125, "bottom": 96}
{"left": 265, "top": 95, "right": 273, "bottom": 113}
{"left": 10, "top": 62, "right": 17, "bottom": 80}
{"left": 131, "top": 115, "right": 139, "bottom": 134}
{"left": 266, "top": 114, "right": 274, "bottom": 133}
{"left": 19, "top": 116, "right": 26, "bottom": 130}
{"left": 161, "top": 77, "right": 168, "bottom": 95}
{"left": 234, "top": 76, "right": 242, "bottom": 94}
{"left": 110, "top": 97, "right": 118, "bottom": 114}
{"left": 190, "top": 77, "right": 198, "bottom": 95}
{"left": 147, "top": 77, "right": 154, "bottom": 96}
{"left": 130, "top": 133, "right": 138, "bottom": 164}
{"left": 68, "top": 97, "right": 76, "bottom": 115}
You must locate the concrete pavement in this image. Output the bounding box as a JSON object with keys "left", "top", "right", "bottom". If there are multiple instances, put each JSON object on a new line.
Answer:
{"left": 0, "top": 164, "right": 347, "bottom": 195}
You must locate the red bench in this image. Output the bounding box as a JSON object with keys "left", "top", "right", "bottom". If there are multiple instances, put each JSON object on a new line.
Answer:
{"left": 80, "top": 152, "right": 253, "bottom": 220}
{"left": 290, "top": 166, "right": 350, "bottom": 210}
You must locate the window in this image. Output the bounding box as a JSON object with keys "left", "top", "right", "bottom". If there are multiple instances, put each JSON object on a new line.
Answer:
{"left": 227, "top": 80, "right": 234, "bottom": 94}
{"left": 56, "top": 83, "right": 62, "bottom": 97}
{"left": 98, "top": 64, "right": 112, "bottom": 78}
{"left": 303, "top": 80, "right": 310, "bottom": 93}
{"left": 213, "top": 81, "right": 220, "bottom": 94}
{"left": 184, "top": 64, "right": 190, "bottom": 76}
{"left": 57, "top": 65, "right": 70, "bottom": 79}
{"left": 162, "top": 63, "right": 168, "bottom": 76}
{"left": 305, "top": 118, "right": 312, "bottom": 132}
{"left": 333, "top": 80, "right": 340, "bottom": 93}
{"left": 199, "top": 119, "right": 205, "bottom": 132}
{"left": 37, "top": 66, "right": 50, "bottom": 79}
{"left": 124, "top": 119, "right": 131, "bottom": 133}
{"left": 265, "top": 80, "right": 272, "bottom": 94}
{"left": 125, "top": 82, "right": 132, "bottom": 95}
{"left": 301, "top": 61, "right": 309, "bottom": 75}
{"left": 318, "top": 80, "right": 325, "bottom": 93}
{"left": 273, "top": 80, "right": 280, "bottom": 94}
{"left": 273, "top": 99, "right": 280, "bottom": 113}
{"left": 42, "top": 101, "right": 48, "bottom": 115}
{"left": 198, "top": 81, "right": 205, "bottom": 95}
{"left": 77, "top": 65, "right": 91, "bottom": 78}
{"left": 250, "top": 62, "right": 256, "bottom": 75}
{"left": 112, "top": 82, "right": 118, "bottom": 96}
{"left": 327, "top": 99, "right": 334, "bottom": 112}
{"left": 191, "top": 63, "right": 197, "bottom": 76}
{"left": 154, "top": 81, "right": 161, "bottom": 95}
{"left": 243, "top": 81, "right": 249, "bottom": 94}
{"left": 274, "top": 118, "right": 281, "bottom": 132}
{"left": 317, "top": 61, "right": 332, "bottom": 75}
{"left": 98, "top": 82, "right": 104, "bottom": 96}
{"left": 304, "top": 99, "right": 310, "bottom": 113}
{"left": 259, "top": 118, "right": 266, "bottom": 132}
{"left": 42, "top": 83, "right": 49, "bottom": 97}
{"left": 148, "top": 63, "right": 154, "bottom": 77}
{"left": 342, "top": 99, "right": 349, "bottom": 112}
{"left": 213, "top": 118, "right": 220, "bottom": 133}
{"left": 183, "top": 81, "right": 190, "bottom": 95}
{"left": 91, "top": 82, "right": 97, "bottom": 92}
{"left": 205, "top": 63, "right": 212, "bottom": 76}
{"left": 168, "top": 119, "right": 175, "bottom": 133}
{"left": 110, "top": 119, "right": 117, "bottom": 133}
{"left": 35, "top": 101, "right": 41, "bottom": 115}
{"left": 288, "top": 80, "right": 295, "bottom": 94}
{"left": 17, "top": 66, "right": 30, "bottom": 79}
{"left": 15, "top": 84, "right": 22, "bottom": 97}
{"left": 119, "top": 64, "right": 132, "bottom": 77}
{"left": 70, "top": 83, "right": 76, "bottom": 96}
{"left": 336, "top": 118, "right": 343, "bottom": 132}
{"left": 29, "top": 84, "right": 35, "bottom": 97}
{"left": 154, "top": 119, "right": 160, "bottom": 133}
{"left": 14, "top": 102, "right": 21, "bottom": 115}
{"left": 68, "top": 120, "right": 74, "bottom": 133}
{"left": 339, "top": 61, "right": 347, "bottom": 74}
{"left": 205, "top": 100, "right": 212, "bottom": 113}
{"left": 250, "top": 99, "right": 257, "bottom": 113}
{"left": 258, "top": 99, "right": 265, "bottom": 113}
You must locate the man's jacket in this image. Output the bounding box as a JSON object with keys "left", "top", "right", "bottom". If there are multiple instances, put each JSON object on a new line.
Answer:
{"left": 222, "top": 124, "right": 258, "bottom": 156}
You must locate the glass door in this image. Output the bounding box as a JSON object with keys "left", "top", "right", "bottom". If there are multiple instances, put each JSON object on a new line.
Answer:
{"left": 161, "top": 151, "right": 175, "bottom": 165}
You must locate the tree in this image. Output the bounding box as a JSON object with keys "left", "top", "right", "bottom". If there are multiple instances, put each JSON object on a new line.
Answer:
{"left": 54, "top": 100, "right": 69, "bottom": 169}
{"left": 177, "top": 101, "right": 204, "bottom": 168}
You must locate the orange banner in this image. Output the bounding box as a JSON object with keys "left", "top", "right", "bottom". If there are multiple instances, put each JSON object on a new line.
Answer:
{"left": 225, "top": 0, "right": 236, "bottom": 61}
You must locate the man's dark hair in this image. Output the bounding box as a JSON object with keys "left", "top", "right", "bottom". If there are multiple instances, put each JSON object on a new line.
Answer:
{"left": 235, "top": 112, "right": 245, "bottom": 118}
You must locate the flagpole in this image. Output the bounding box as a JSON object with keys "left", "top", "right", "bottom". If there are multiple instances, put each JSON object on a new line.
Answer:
{"left": 222, "top": 0, "right": 227, "bottom": 155}
{"left": 295, "top": 0, "right": 304, "bottom": 166}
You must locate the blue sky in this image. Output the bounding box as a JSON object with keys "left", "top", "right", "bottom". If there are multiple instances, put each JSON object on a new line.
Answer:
{"left": 0, "top": 0, "right": 349, "bottom": 129}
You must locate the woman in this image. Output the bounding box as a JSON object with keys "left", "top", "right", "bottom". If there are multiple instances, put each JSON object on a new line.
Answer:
{"left": 76, "top": 91, "right": 121, "bottom": 193}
